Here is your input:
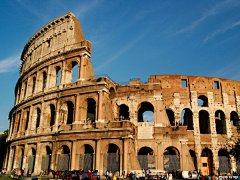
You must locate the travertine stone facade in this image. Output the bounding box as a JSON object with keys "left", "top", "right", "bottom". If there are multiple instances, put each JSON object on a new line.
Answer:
{"left": 4, "top": 12, "right": 240, "bottom": 176}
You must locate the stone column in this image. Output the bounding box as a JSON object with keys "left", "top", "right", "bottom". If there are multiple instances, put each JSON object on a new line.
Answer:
{"left": 51, "top": 141, "right": 57, "bottom": 170}
{"left": 97, "top": 91, "right": 104, "bottom": 122}
{"left": 74, "top": 95, "right": 80, "bottom": 123}
{"left": 95, "top": 139, "right": 101, "bottom": 173}
{"left": 34, "top": 143, "right": 41, "bottom": 175}
{"left": 123, "top": 138, "right": 129, "bottom": 173}
{"left": 71, "top": 140, "right": 77, "bottom": 170}
{"left": 7, "top": 146, "right": 14, "bottom": 173}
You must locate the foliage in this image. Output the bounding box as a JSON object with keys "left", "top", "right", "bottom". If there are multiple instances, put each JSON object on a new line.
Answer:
{"left": 0, "top": 130, "right": 9, "bottom": 168}
{"left": 96, "top": 77, "right": 102, "bottom": 82}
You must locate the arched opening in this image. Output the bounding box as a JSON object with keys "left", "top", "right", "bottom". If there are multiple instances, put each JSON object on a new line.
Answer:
{"left": 50, "top": 104, "right": 55, "bottom": 126}
{"left": 28, "top": 148, "right": 36, "bottom": 174}
{"left": 18, "top": 149, "right": 24, "bottom": 170}
{"left": 199, "top": 110, "right": 210, "bottom": 134}
{"left": 166, "top": 109, "right": 175, "bottom": 126}
{"left": 218, "top": 149, "right": 230, "bottom": 174}
{"left": 201, "top": 148, "right": 213, "bottom": 176}
{"left": 24, "top": 81, "right": 28, "bottom": 97}
{"left": 42, "top": 71, "right": 47, "bottom": 90}
{"left": 67, "top": 101, "right": 74, "bottom": 124}
{"left": 189, "top": 150, "right": 197, "bottom": 170}
{"left": 11, "top": 147, "right": 16, "bottom": 170}
{"left": 109, "top": 87, "right": 116, "bottom": 99}
{"left": 215, "top": 110, "right": 226, "bottom": 134}
{"left": 71, "top": 61, "right": 78, "bottom": 82}
{"left": 79, "top": 144, "right": 94, "bottom": 172}
{"left": 16, "top": 112, "right": 21, "bottom": 133}
{"left": 138, "top": 102, "right": 154, "bottom": 122}
{"left": 198, "top": 95, "right": 208, "bottom": 107}
{"left": 41, "top": 146, "right": 52, "bottom": 174}
{"left": 32, "top": 77, "right": 36, "bottom": 94}
{"left": 56, "top": 66, "right": 61, "bottom": 86}
{"left": 230, "top": 111, "right": 238, "bottom": 126}
{"left": 163, "top": 147, "right": 180, "bottom": 171}
{"left": 86, "top": 98, "right": 96, "bottom": 122}
{"left": 25, "top": 111, "right": 29, "bottom": 131}
{"left": 119, "top": 104, "right": 129, "bottom": 120}
{"left": 36, "top": 108, "right": 41, "bottom": 129}
{"left": 137, "top": 147, "right": 155, "bottom": 170}
{"left": 57, "top": 145, "right": 70, "bottom": 171}
{"left": 105, "top": 144, "right": 120, "bottom": 172}
{"left": 17, "top": 84, "right": 21, "bottom": 102}
{"left": 181, "top": 108, "right": 193, "bottom": 130}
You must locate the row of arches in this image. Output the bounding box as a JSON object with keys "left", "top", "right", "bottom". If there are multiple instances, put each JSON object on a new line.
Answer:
{"left": 16, "top": 60, "right": 80, "bottom": 104}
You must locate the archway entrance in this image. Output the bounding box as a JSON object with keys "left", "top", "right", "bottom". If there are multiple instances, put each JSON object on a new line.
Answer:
{"left": 57, "top": 145, "right": 70, "bottom": 171}
{"left": 41, "top": 146, "right": 52, "bottom": 174}
{"left": 119, "top": 104, "right": 129, "bottom": 120}
{"left": 86, "top": 98, "right": 96, "bottom": 122}
{"left": 18, "top": 149, "right": 24, "bottom": 170}
{"left": 201, "top": 149, "right": 213, "bottom": 176}
{"left": 137, "top": 147, "right": 155, "bottom": 170}
{"left": 163, "top": 147, "right": 180, "bottom": 171}
{"left": 79, "top": 144, "right": 94, "bottom": 172}
{"left": 138, "top": 102, "right": 154, "bottom": 122}
{"left": 218, "top": 149, "right": 230, "bottom": 174}
{"left": 215, "top": 110, "right": 226, "bottom": 134}
{"left": 103, "top": 144, "right": 120, "bottom": 172}
{"left": 28, "top": 148, "right": 36, "bottom": 174}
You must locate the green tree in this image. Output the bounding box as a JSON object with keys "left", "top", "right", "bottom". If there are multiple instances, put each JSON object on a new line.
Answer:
{"left": 0, "top": 130, "right": 8, "bottom": 169}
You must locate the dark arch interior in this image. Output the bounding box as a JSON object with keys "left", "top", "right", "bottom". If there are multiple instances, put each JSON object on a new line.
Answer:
{"left": 199, "top": 110, "right": 210, "bottom": 134}
{"left": 46, "top": 146, "right": 52, "bottom": 155}
{"left": 230, "top": 111, "right": 238, "bottom": 126}
{"left": 109, "top": 87, "right": 116, "bottom": 99}
{"left": 71, "top": 61, "right": 78, "bottom": 82}
{"left": 62, "top": 145, "right": 70, "bottom": 154}
{"left": 43, "top": 71, "right": 47, "bottom": 90}
{"left": 67, "top": 101, "right": 74, "bottom": 124}
{"left": 16, "top": 112, "right": 21, "bottom": 132}
{"left": 50, "top": 104, "right": 55, "bottom": 126}
{"left": 32, "top": 148, "right": 36, "bottom": 156}
{"left": 218, "top": 149, "right": 229, "bottom": 156}
{"left": 215, "top": 110, "right": 226, "bottom": 134}
{"left": 36, "top": 108, "right": 41, "bottom": 128}
{"left": 85, "top": 144, "right": 94, "bottom": 154}
{"left": 182, "top": 108, "right": 193, "bottom": 130}
{"left": 56, "top": 66, "right": 61, "bottom": 86}
{"left": 119, "top": 104, "right": 129, "bottom": 119}
{"left": 164, "top": 147, "right": 179, "bottom": 155}
{"left": 198, "top": 95, "right": 208, "bottom": 107}
{"left": 108, "top": 144, "right": 120, "bottom": 153}
{"left": 138, "top": 147, "right": 154, "bottom": 155}
{"left": 32, "top": 77, "right": 36, "bottom": 93}
{"left": 201, "top": 149, "right": 212, "bottom": 157}
{"left": 166, "top": 109, "right": 175, "bottom": 126}
{"left": 189, "top": 150, "right": 197, "bottom": 169}
{"left": 25, "top": 111, "right": 29, "bottom": 130}
{"left": 138, "top": 102, "right": 154, "bottom": 122}
{"left": 87, "top": 98, "right": 96, "bottom": 121}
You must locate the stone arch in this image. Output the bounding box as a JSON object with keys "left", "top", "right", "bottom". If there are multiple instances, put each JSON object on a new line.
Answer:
{"left": 218, "top": 149, "right": 230, "bottom": 174}
{"left": 181, "top": 108, "right": 193, "bottom": 130}
{"left": 215, "top": 110, "right": 226, "bottom": 134}
{"left": 41, "top": 145, "right": 52, "bottom": 174}
{"left": 71, "top": 61, "right": 79, "bottom": 82}
{"left": 66, "top": 101, "right": 74, "bottom": 124}
{"left": 199, "top": 110, "right": 210, "bottom": 134}
{"left": 166, "top": 109, "right": 175, "bottom": 126}
{"left": 32, "top": 76, "right": 36, "bottom": 94}
{"left": 25, "top": 110, "right": 30, "bottom": 131}
{"left": 42, "top": 71, "right": 47, "bottom": 90}
{"left": 36, "top": 108, "right": 41, "bottom": 129}
{"left": 118, "top": 104, "right": 129, "bottom": 120}
{"left": 201, "top": 148, "right": 213, "bottom": 176}
{"left": 198, "top": 95, "right": 208, "bottom": 107}
{"left": 28, "top": 147, "right": 36, "bottom": 173}
{"left": 138, "top": 101, "right": 154, "bottom": 122}
{"left": 230, "top": 111, "right": 238, "bottom": 126}
{"left": 79, "top": 144, "right": 94, "bottom": 172}
{"left": 109, "top": 87, "right": 116, "bottom": 99}
{"left": 86, "top": 98, "right": 96, "bottom": 122}
{"left": 137, "top": 146, "right": 155, "bottom": 170}
{"left": 18, "top": 147, "right": 24, "bottom": 170}
{"left": 163, "top": 146, "right": 180, "bottom": 171}
{"left": 57, "top": 145, "right": 70, "bottom": 171}
{"left": 103, "top": 143, "right": 120, "bottom": 172}
{"left": 56, "top": 66, "right": 61, "bottom": 86}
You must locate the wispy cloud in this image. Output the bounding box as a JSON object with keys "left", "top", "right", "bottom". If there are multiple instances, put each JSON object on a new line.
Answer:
{"left": 143, "top": 112, "right": 154, "bottom": 122}
{"left": 94, "top": 29, "right": 151, "bottom": 71}
{"left": 210, "top": 56, "right": 240, "bottom": 81}
{"left": 176, "top": 0, "right": 240, "bottom": 34}
{"left": 204, "top": 20, "right": 240, "bottom": 42}
{"left": 0, "top": 54, "right": 21, "bottom": 73}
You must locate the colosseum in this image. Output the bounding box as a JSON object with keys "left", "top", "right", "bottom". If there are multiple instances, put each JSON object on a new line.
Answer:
{"left": 3, "top": 12, "right": 240, "bottom": 176}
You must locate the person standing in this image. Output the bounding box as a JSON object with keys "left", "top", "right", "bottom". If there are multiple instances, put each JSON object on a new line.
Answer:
{"left": 116, "top": 171, "right": 119, "bottom": 180}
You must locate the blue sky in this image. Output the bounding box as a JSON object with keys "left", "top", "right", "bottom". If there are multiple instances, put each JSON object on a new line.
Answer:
{"left": 1, "top": 0, "right": 240, "bottom": 132}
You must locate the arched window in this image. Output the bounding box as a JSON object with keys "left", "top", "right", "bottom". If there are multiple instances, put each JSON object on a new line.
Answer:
{"left": 138, "top": 102, "right": 154, "bottom": 122}
{"left": 166, "top": 109, "right": 175, "bottom": 126}
{"left": 50, "top": 104, "right": 55, "bottom": 126}
{"left": 71, "top": 61, "right": 78, "bottom": 82}
{"left": 215, "top": 110, "right": 226, "bottom": 134}
{"left": 16, "top": 112, "right": 21, "bottom": 133}
{"left": 181, "top": 108, "right": 193, "bottom": 130}
{"left": 119, "top": 104, "right": 129, "bottom": 120}
{"left": 36, "top": 108, "right": 41, "bottom": 129}
{"left": 138, "top": 147, "right": 155, "bottom": 170}
{"left": 57, "top": 145, "right": 70, "bottom": 171}
{"left": 189, "top": 150, "right": 197, "bottom": 170}
{"left": 109, "top": 87, "right": 116, "bottom": 99}
{"left": 56, "top": 66, "right": 61, "bottom": 86}
{"left": 163, "top": 147, "right": 180, "bottom": 171}
{"left": 43, "top": 71, "right": 47, "bottom": 90}
{"left": 25, "top": 111, "right": 29, "bottom": 131}
{"left": 201, "top": 148, "right": 213, "bottom": 176}
{"left": 32, "top": 77, "right": 36, "bottom": 94}
{"left": 218, "top": 149, "right": 230, "bottom": 174}
{"left": 79, "top": 145, "right": 94, "bottom": 172}
{"left": 86, "top": 98, "right": 96, "bottom": 122}
{"left": 198, "top": 95, "right": 208, "bottom": 107}
{"left": 67, "top": 101, "right": 74, "bottom": 124}
{"left": 17, "top": 83, "right": 22, "bottom": 102}
{"left": 230, "top": 111, "right": 238, "bottom": 126}
{"left": 24, "top": 81, "right": 27, "bottom": 97}
{"left": 199, "top": 110, "right": 210, "bottom": 134}
{"left": 106, "top": 144, "right": 120, "bottom": 172}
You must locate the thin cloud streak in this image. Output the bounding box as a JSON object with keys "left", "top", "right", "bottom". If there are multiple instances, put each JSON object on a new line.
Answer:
{"left": 176, "top": 0, "right": 240, "bottom": 34}
{"left": 204, "top": 20, "right": 240, "bottom": 42}
{"left": 0, "top": 54, "right": 21, "bottom": 73}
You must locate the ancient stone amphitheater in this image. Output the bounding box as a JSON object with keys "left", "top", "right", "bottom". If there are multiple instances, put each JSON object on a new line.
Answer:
{"left": 3, "top": 12, "right": 240, "bottom": 176}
